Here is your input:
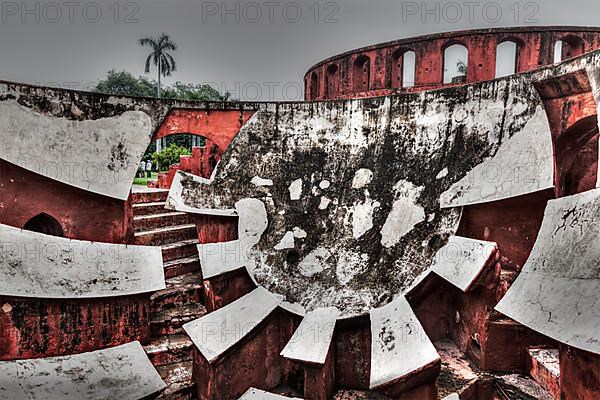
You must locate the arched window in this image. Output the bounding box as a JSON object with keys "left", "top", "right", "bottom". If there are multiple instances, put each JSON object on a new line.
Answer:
{"left": 495, "top": 41, "right": 518, "bottom": 78}
{"left": 561, "top": 36, "right": 585, "bottom": 61}
{"left": 23, "top": 213, "right": 64, "bottom": 237}
{"left": 310, "top": 72, "right": 319, "bottom": 99}
{"left": 555, "top": 116, "right": 599, "bottom": 197}
{"left": 402, "top": 51, "right": 416, "bottom": 88}
{"left": 353, "top": 55, "right": 371, "bottom": 92}
{"left": 443, "top": 44, "right": 469, "bottom": 84}
{"left": 325, "top": 64, "right": 339, "bottom": 99}
{"left": 391, "top": 50, "right": 416, "bottom": 89}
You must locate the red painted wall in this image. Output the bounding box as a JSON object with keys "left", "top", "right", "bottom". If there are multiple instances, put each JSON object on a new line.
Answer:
{"left": 305, "top": 27, "right": 600, "bottom": 100}
{"left": 0, "top": 294, "right": 151, "bottom": 360}
{"left": 0, "top": 159, "right": 133, "bottom": 244}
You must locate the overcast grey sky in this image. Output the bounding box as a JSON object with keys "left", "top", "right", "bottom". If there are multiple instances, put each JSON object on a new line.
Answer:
{"left": 1, "top": 0, "right": 599, "bottom": 100}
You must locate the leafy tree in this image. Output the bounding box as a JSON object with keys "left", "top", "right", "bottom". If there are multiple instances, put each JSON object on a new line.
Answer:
{"left": 94, "top": 71, "right": 230, "bottom": 101}
{"left": 152, "top": 144, "right": 191, "bottom": 171}
{"left": 95, "top": 70, "right": 156, "bottom": 97}
{"left": 139, "top": 33, "right": 177, "bottom": 98}
{"left": 161, "top": 81, "right": 231, "bottom": 101}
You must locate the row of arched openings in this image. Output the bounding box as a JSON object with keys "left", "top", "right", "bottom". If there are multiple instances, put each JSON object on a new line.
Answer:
{"left": 310, "top": 35, "right": 586, "bottom": 98}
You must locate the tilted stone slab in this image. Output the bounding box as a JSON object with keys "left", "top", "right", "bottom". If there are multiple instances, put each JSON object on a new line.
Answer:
{"left": 496, "top": 189, "right": 600, "bottom": 355}
{"left": 0, "top": 90, "right": 152, "bottom": 200}
{"left": 280, "top": 307, "right": 339, "bottom": 365}
{"left": 0, "top": 341, "right": 166, "bottom": 399}
{"left": 183, "top": 287, "right": 282, "bottom": 363}
{"left": 198, "top": 240, "right": 250, "bottom": 279}
{"left": 239, "top": 388, "right": 303, "bottom": 399}
{"left": 429, "top": 236, "right": 497, "bottom": 292}
{"left": 0, "top": 223, "right": 165, "bottom": 298}
{"left": 369, "top": 296, "right": 440, "bottom": 390}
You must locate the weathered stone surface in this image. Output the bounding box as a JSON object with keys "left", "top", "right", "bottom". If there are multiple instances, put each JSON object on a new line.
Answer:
{"left": 0, "top": 223, "right": 165, "bottom": 298}
{"left": 168, "top": 73, "right": 547, "bottom": 318}
{"left": 0, "top": 341, "right": 165, "bottom": 399}
{"left": 496, "top": 189, "right": 600, "bottom": 355}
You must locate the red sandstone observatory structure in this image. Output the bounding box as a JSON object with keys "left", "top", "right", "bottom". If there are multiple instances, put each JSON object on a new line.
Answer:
{"left": 0, "top": 26, "right": 599, "bottom": 399}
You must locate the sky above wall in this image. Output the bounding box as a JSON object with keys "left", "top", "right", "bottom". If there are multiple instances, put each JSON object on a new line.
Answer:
{"left": 0, "top": 0, "right": 598, "bottom": 100}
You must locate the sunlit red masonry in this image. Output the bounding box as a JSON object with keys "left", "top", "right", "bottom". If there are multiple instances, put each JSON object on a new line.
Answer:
{"left": 0, "top": 26, "right": 599, "bottom": 400}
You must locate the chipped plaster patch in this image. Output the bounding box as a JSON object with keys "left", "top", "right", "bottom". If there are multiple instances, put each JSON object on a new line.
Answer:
{"left": 235, "top": 198, "right": 268, "bottom": 245}
{"left": 275, "top": 231, "right": 296, "bottom": 250}
{"left": 381, "top": 180, "right": 426, "bottom": 248}
{"left": 298, "top": 247, "right": 332, "bottom": 277}
{"left": 293, "top": 227, "right": 307, "bottom": 239}
{"left": 251, "top": 176, "right": 274, "bottom": 187}
{"left": 352, "top": 169, "right": 374, "bottom": 189}
{"left": 349, "top": 198, "right": 381, "bottom": 239}
{"left": 289, "top": 179, "right": 303, "bottom": 200}
{"left": 319, "top": 197, "right": 331, "bottom": 210}
{"left": 436, "top": 168, "right": 449, "bottom": 179}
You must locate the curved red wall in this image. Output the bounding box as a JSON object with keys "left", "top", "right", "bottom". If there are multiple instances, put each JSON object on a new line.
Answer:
{"left": 305, "top": 26, "right": 600, "bottom": 100}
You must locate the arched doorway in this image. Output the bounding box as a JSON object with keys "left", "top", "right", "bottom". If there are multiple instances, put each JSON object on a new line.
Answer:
{"left": 310, "top": 72, "right": 319, "bottom": 99}
{"left": 555, "top": 116, "right": 599, "bottom": 197}
{"left": 325, "top": 64, "right": 339, "bottom": 98}
{"left": 353, "top": 55, "right": 371, "bottom": 92}
{"left": 23, "top": 213, "right": 64, "bottom": 237}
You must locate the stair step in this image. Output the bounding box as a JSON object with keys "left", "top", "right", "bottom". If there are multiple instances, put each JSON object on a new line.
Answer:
{"left": 151, "top": 303, "right": 207, "bottom": 336}
{"left": 132, "top": 190, "right": 169, "bottom": 204}
{"left": 162, "top": 239, "right": 200, "bottom": 262}
{"left": 496, "top": 374, "right": 555, "bottom": 400}
{"left": 151, "top": 272, "right": 203, "bottom": 311}
{"left": 145, "top": 334, "right": 194, "bottom": 366}
{"left": 133, "top": 201, "right": 168, "bottom": 216}
{"left": 164, "top": 255, "right": 201, "bottom": 280}
{"left": 135, "top": 224, "right": 197, "bottom": 246}
{"left": 527, "top": 348, "right": 560, "bottom": 400}
{"left": 134, "top": 212, "right": 193, "bottom": 232}
{"left": 435, "top": 340, "right": 479, "bottom": 399}
{"left": 156, "top": 361, "right": 195, "bottom": 400}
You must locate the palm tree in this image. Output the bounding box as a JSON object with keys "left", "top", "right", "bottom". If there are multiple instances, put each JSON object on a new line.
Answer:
{"left": 139, "top": 33, "right": 177, "bottom": 98}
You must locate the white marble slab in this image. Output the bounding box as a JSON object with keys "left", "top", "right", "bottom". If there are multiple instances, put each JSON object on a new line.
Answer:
{"left": 0, "top": 223, "right": 165, "bottom": 298}
{"left": 280, "top": 307, "right": 339, "bottom": 365}
{"left": 369, "top": 296, "right": 439, "bottom": 389}
{"left": 198, "top": 240, "right": 250, "bottom": 279}
{"left": 239, "top": 388, "right": 302, "bottom": 400}
{"left": 0, "top": 99, "right": 152, "bottom": 200}
{"left": 496, "top": 189, "right": 600, "bottom": 355}
{"left": 442, "top": 394, "right": 460, "bottom": 400}
{"left": 184, "top": 287, "right": 283, "bottom": 363}
{"left": 430, "top": 236, "right": 497, "bottom": 292}
{"left": 0, "top": 341, "right": 165, "bottom": 400}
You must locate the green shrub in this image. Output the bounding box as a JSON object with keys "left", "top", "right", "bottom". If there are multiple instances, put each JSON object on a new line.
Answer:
{"left": 152, "top": 144, "right": 191, "bottom": 171}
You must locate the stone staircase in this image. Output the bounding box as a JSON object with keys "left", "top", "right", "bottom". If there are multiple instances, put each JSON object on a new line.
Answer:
{"left": 132, "top": 189, "right": 205, "bottom": 400}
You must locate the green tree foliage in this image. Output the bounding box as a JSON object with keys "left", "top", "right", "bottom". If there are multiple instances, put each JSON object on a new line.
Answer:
{"left": 152, "top": 144, "right": 191, "bottom": 171}
{"left": 94, "top": 70, "right": 230, "bottom": 101}
{"left": 95, "top": 70, "right": 156, "bottom": 97}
